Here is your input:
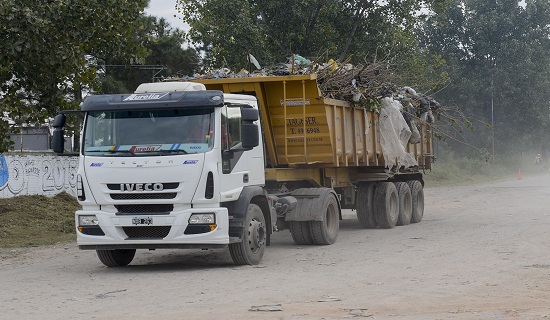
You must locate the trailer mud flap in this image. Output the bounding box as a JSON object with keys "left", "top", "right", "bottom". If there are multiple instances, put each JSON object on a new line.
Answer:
{"left": 285, "top": 188, "right": 339, "bottom": 221}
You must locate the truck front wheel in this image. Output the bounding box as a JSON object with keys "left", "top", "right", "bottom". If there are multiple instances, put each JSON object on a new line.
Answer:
{"left": 96, "top": 249, "right": 136, "bottom": 267}
{"left": 229, "top": 203, "right": 266, "bottom": 265}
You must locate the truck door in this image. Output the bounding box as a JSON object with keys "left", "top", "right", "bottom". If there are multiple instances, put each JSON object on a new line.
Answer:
{"left": 217, "top": 104, "right": 263, "bottom": 200}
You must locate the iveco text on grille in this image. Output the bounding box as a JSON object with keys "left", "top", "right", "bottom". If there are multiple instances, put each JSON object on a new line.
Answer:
{"left": 120, "top": 183, "right": 164, "bottom": 192}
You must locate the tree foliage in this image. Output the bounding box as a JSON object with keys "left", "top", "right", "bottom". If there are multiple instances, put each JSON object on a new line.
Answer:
{"left": 0, "top": 0, "right": 149, "bottom": 151}
{"left": 100, "top": 17, "right": 200, "bottom": 94}
{"left": 176, "top": 0, "right": 448, "bottom": 76}
{"left": 6, "top": 0, "right": 549, "bottom": 161}
{"left": 419, "top": 0, "right": 550, "bottom": 156}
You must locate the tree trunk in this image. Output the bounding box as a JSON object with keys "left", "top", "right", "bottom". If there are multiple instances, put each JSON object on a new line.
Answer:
{"left": 338, "top": 3, "right": 368, "bottom": 62}
{"left": 301, "top": 0, "right": 325, "bottom": 55}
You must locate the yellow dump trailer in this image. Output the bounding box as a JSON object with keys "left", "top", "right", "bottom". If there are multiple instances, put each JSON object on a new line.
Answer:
{"left": 197, "top": 74, "right": 432, "bottom": 178}
{"left": 195, "top": 74, "right": 433, "bottom": 238}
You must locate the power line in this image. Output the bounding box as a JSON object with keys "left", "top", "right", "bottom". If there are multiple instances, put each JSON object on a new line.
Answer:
{"left": 93, "top": 65, "right": 168, "bottom": 82}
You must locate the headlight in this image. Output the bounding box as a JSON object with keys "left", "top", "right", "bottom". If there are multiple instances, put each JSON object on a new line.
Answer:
{"left": 79, "top": 215, "right": 99, "bottom": 226}
{"left": 188, "top": 213, "right": 215, "bottom": 224}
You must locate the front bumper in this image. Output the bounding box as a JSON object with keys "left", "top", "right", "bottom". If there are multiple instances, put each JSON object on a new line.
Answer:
{"left": 76, "top": 207, "right": 230, "bottom": 249}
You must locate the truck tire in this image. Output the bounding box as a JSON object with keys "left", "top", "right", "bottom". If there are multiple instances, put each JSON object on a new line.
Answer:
{"left": 96, "top": 249, "right": 136, "bottom": 267}
{"left": 288, "top": 188, "right": 318, "bottom": 245}
{"left": 289, "top": 221, "right": 314, "bottom": 245}
{"left": 395, "top": 182, "right": 412, "bottom": 226}
{"left": 229, "top": 203, "right": 266, "bottom": 265}
{"left": 407, "top": 180, "right": 424, "bottom": 223}
{"left": 356, "top": 183, "right": 377, "bottom": 228}
{"left": 309, "top": 190, "right": 339, "bottom": 245}
{"left": 374, "top": 182, "right": 398, "bottom": 229}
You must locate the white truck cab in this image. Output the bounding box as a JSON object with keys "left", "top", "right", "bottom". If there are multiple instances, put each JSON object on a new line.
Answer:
{"left": 53, "top": 82, "right": 271, "bottom": 266}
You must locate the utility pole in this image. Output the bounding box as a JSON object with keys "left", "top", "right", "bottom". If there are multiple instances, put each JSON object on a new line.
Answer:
{"left": 491, "top": 97, "right": 495, "bottom": 162}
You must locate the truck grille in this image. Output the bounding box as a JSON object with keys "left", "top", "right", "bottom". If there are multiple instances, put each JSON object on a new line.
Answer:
{"left": 110, "top": 193, "right": 177, "bottom": 200}
{"left": 107, "top": 183, "right": 179, "bottom": 190}
{"left": 115, "top": 204, "right": 173, "bottom": 215}
{"left": 123, "top": 226, "right": 171, "bottom": 239}
{"left": 108, "top": 183, "right": 179, "bottom": 200}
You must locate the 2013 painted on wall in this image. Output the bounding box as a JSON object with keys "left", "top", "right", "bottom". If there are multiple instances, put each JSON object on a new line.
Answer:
{"left": 0, "top": 154, "right": 78, "bottom": 198}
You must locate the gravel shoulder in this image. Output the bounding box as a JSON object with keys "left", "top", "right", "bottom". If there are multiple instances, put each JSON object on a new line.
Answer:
{"left": 2, "top": 174, "right": 550, "bottom": 319}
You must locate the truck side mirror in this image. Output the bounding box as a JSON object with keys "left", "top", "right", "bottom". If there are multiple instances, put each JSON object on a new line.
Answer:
{"left": 52, "top": 114, "right": 66, "bottom": 153}
{"left": 241, "top": 108, "right": 259, "bottom": 150}
{"left": 241, "top": 123, "right": 259, "bottom": 150}
{"left": 241, "top": 108, "right": 259, "bottom": 122}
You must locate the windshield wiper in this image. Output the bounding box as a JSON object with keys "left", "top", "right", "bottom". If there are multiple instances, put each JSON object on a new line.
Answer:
{"left": 158, "top": 149, "right": 188, "bottom": 155}
{"left": 88, "top": 149, "right": 136, "bottom": 156}
{"left": 86, "top": 149, "right": 190, "bottom": 156}
{"left": 86, "top": 149, "right": 133, "bottom": 153}
{"left": 109, "top": 149, "right": 135, "bottom": 155}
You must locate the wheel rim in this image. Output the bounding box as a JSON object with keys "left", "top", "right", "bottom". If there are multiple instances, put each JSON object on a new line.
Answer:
{"left": 248, "top": 218, "right": 265, "bottom": 252}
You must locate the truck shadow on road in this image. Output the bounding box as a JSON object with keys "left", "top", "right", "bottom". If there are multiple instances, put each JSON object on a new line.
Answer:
{"left": 85, "top": 217, "right": 427, "bottom": 271}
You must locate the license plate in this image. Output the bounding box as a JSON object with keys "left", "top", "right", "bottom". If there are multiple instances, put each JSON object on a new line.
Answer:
{"left": 132, "top": 217, "right": 153, "bottom": 225}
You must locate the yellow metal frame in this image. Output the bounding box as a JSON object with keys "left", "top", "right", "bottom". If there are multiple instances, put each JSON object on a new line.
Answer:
{"left": 194, "top": 75, "right": 433, "bottom": 171}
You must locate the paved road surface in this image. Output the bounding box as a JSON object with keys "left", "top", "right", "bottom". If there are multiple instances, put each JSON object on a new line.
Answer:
{"left": 1, "top": 174, "right": 550, "bottom": 319}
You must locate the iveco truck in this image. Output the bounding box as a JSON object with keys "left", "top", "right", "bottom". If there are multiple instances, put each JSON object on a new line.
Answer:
{"left": 53, "top": 75, "right": 432, "bottom": 267}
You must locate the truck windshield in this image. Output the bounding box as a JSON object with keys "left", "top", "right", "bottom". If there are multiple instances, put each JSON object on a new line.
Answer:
{"left": 83, "top": 108, "right": 215, "bottom": 156}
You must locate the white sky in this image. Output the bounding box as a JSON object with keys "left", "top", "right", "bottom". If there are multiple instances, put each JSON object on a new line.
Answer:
{"left": 144, "top": 0, "right": 189, "bottom": 30}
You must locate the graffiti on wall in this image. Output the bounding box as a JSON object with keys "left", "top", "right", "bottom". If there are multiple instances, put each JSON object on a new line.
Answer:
{"left": 0, "top": 155, "right": 7, "bottom": 188}
{"left": 0, "top": 154, "right": 78, "bottom": 198}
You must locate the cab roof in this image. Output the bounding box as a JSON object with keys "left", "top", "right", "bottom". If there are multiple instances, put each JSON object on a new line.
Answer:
{"left": 81, "top": 90, "right": 224, "bottom": 112}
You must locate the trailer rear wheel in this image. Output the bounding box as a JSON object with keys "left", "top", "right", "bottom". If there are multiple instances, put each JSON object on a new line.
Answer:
{"left": 288, "top": 188, "right": 316, "bottom": 245}
{"left": 374, "top": 182, "right": 399, "bottom": 229}
{"left": 395, "top": 182, "right": 412, "bottom": 226}
{"left": 309, "top": 190, "right": 339, "bottom": 245}
{"left": 229, "top": 203, "right": 266, "bottom": 265}
{"left": 289, "top": 221, "right": 314, "bottom": 245}
{"left": 407, "top": 180, "right": 424, "bottom": 223}
{"left": 96, "top": 249, "right": 136, "bottom": 267}
{"left": 356, "top": 183, "right": 377, "bottom": 228}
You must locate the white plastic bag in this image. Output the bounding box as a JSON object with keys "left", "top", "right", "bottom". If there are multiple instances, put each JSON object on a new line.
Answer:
{"left": 379, "top": 97, "right": 418, "bottom": 169}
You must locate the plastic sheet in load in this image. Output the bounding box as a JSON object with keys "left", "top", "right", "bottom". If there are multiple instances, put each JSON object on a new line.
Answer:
{"left": 379, "top": 97, "right": 417, "bottom": 169}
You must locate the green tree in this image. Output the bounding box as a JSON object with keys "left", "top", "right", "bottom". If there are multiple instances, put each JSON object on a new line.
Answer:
{"left": 100, "top": 17, "right": 200, "bottom": 94}
{"left": 0, "top": 0, "right": 149, "bottom": 152}
{"left": 419, "top": 0, "right": 550, "bottom": 157}
{"left": 176, "top": 0, "right": 449, "bottom": 72}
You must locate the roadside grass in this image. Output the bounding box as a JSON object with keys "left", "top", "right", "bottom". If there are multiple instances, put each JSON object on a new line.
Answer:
{"left": 423, "top": 153, "right": 541, "bottom": 187}
{"left": 0, "top": 192, "right": 79, "bottom": 248}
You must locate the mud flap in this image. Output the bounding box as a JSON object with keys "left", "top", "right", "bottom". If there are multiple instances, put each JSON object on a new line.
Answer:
{"left": 285, "top": 188, "right": 340, "bottom": 222}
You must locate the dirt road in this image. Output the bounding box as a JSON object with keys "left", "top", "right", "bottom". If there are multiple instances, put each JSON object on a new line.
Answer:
{"left": 1, "top": 174, "right": 550, "bottom": 319}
